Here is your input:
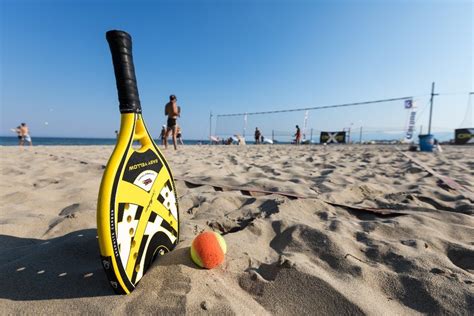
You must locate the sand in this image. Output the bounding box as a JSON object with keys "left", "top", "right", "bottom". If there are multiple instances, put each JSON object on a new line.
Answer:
{"left": 0, "top": 144, "right": 473, "bottom": 315}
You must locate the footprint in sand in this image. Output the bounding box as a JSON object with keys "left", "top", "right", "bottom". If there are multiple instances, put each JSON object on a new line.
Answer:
{"left": 33, "top": 179, "right": 59, "bottom": 188}
{"left": 58, "top": 203, "right": 81, "bottom": 217}
{"left": 239, "top": 262, "right": 364, "bottom": 315}
{"left": 447, "top": 245, "right": 474, "bottom": 272}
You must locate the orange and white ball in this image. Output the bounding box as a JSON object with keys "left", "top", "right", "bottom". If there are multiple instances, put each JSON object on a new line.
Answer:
{"left": 190, "top": 231, "right": 227, "bottom": 269}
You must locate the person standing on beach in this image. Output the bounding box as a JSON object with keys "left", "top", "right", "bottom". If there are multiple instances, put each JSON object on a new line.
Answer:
{"left": 14, "top": 126, "right": 22, "bottom": 145}
{"left": 176, "top": 126, "right": 184, "bottom": 145}
{"left": 19, "top": 123, "right": 33, "bottom": 146}
{"left": 295, "top": 125, "right": 301, "bottom": 145}
{"left": 160, "top": 125, "right": 167, "bottom": 146}
{"left": 164, "top": 94, "right": 179, "bottom": 150}
{"left": 254, "top": 127, "right": 261, "bottom": 144}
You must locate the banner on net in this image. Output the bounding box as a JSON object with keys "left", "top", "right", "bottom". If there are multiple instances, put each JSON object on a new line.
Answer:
{"left": 455, "top": 128, "right": 474, "bottom": 145}
{"left": 320, "top": 131, "right": 346, "bottom": 144}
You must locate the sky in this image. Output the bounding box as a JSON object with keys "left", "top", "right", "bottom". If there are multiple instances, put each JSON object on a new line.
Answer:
{"left": 1, "top": 0, "right": 472, "bottom": 139}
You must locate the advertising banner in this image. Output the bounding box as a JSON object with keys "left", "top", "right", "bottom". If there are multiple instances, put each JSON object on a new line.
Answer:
{"left": 455, "top": 128, "right": 474, "bottom": 145}
{"left": 320, "top": 131, "right": 346, "bottom": 144}
{"left": 404, "top": 107, "right": 417, "bottom": 142}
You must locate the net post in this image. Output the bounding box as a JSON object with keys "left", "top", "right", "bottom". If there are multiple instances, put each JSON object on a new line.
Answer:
{"left": 428, "top": 82, "right": 438, "bottom": 135}
{"left": 209, "top": 111, "right": 212, "bottom": 145}
{"left": 243, "top": 113, "right": 247, "bottom": 138}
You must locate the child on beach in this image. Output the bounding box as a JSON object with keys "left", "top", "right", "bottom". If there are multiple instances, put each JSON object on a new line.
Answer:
{"left": 14, "top": 126, "right": 22, "bottom": 145}
{"left": 177, "top": 126, "right": 184, "bottom": 145}
{"left": 160, "top": 125, "right": 167, "bottom": 146}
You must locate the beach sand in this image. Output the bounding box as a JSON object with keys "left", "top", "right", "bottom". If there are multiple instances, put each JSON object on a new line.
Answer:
{"left": 0, "top": 144, "right": 473, "bottom": 315}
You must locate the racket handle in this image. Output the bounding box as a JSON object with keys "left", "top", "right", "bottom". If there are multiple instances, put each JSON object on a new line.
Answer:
{"left": 106, "top": 30, "right": 142, "bottom": 114}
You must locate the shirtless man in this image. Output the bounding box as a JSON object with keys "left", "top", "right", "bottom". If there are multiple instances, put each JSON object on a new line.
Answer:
{"left": 164, "top": 95, "right": 180, "bottom": 150}
{"left": 20, "top": 123, "right": 33, "bottom": 146}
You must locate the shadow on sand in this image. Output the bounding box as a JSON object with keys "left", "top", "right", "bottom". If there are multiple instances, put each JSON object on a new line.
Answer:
{"left": 0, "top": 229, "right": 196, "bottom": 301}
{"left": 0, "top": 229, "right": 113, "bottom": 300}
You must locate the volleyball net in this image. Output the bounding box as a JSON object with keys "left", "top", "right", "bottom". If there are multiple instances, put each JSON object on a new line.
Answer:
{"left": 214, "top": 96, "right": 441, "bottom": 144}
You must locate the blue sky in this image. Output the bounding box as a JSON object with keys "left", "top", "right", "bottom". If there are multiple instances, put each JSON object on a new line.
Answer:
{"left": 1, "top": 0, "right": 472, "bottom": 139}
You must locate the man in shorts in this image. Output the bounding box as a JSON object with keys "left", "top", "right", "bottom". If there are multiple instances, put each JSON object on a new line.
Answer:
{"left": 164, "top": 95, "right": 180, "bottom": 150}
{"left": 20, "top": 123, "right": 33, "bottom": 146}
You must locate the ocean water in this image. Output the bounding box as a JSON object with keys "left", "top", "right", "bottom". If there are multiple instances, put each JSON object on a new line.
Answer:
{"left": 0, "top": 137, "right": 208, "bottom": 146}
{"left": 0, "top": 131, "right": 454, "bottom": 146}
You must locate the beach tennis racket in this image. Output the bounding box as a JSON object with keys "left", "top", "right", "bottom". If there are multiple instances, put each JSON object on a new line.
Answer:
{"left": 97, "top": 30, "right": 179, "bottom": 294}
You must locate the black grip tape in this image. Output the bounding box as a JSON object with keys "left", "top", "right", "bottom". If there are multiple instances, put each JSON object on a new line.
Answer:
{"left": 106, "top": 30, "right": 142, "bottom": 114}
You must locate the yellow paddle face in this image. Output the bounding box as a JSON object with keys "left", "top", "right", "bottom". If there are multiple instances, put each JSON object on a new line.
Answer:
{"left": 97, "top": 113, "right": 179, "bottom": 294}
